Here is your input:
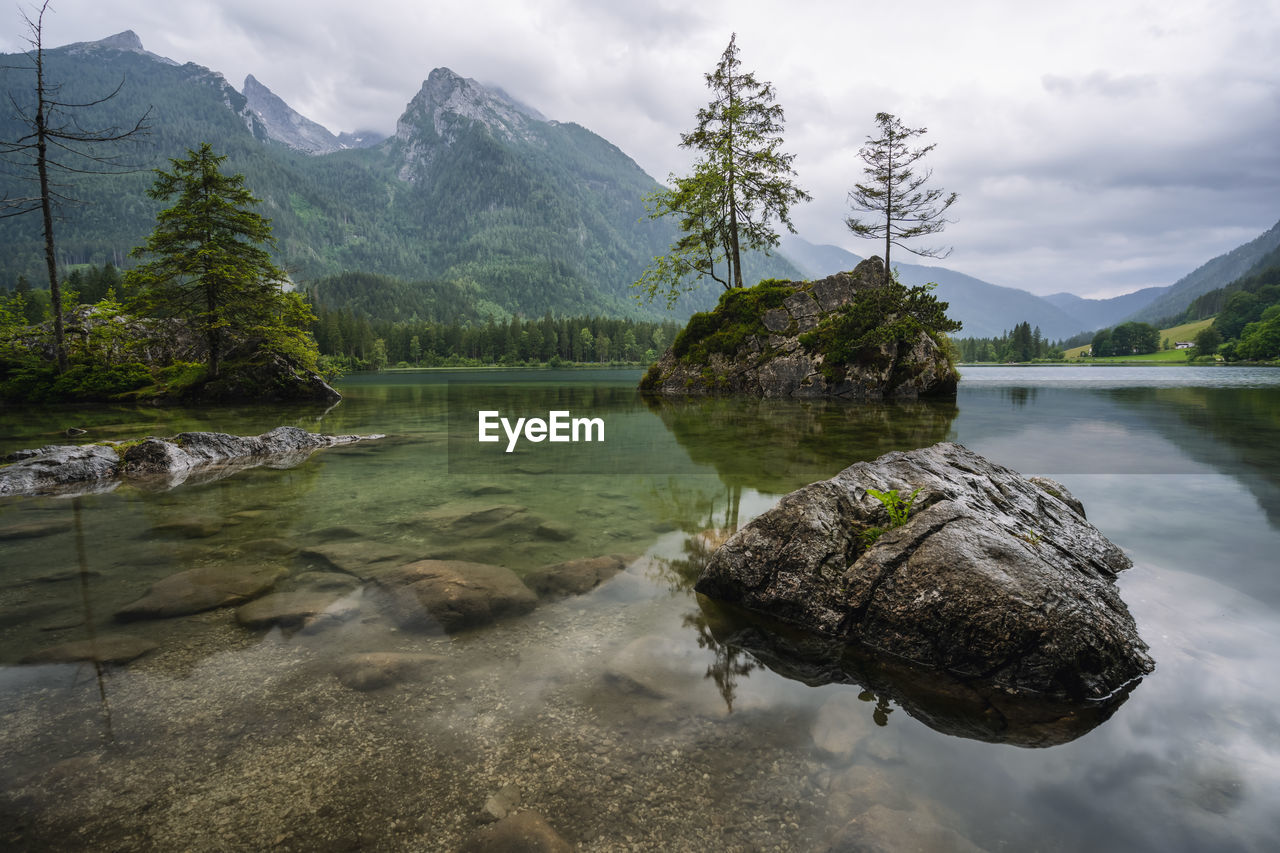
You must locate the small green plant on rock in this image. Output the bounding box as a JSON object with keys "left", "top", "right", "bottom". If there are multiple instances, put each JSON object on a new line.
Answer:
{"left": 857, "top": 486, "right": 922, "bottom": 547}
{"left": 1015, "top": 527, "right": 1042, "bottom": 547}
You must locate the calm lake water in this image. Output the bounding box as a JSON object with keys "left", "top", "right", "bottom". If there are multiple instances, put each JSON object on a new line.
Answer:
{"left": 2, "top": 365, "right": 1279, "bottom": 851}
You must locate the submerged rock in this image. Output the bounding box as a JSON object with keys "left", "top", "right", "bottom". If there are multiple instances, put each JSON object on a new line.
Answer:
{"left": 330, "top": 651, "right": 443, "bottom": 691}
{"left": 149, "top": 516, "right": 224, "bottom": 539}
{"left": 235, "top": 590, "right": 357, "bottom": 629}
{"left": 0, "top": 519, "right": 74, "bottom": 540}
{"left": 372, "top": 559, "right": 537, "bottom": 633}
{"left": 826, "top": 803, "right": 985, "bottom": 853}
{"left": 115, "top": 563, "right": 287, "bottom": 621}
{"left": 461, "top": 810, "right": 573, "bottom": 853}
{"left": 696, "top": 442, "right": 1153, "bottom": 704}
{"left": 523, "top": 554, "right": 632, "bottom": 600}
{"left": 22, "top": 634, "right": 157, "bottom": 665}
{"left": 297, "top": 542, "right": 410, "bottom": 578}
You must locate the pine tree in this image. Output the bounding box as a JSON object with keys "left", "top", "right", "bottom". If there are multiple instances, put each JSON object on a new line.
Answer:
{"left": 636, "top": 33, "right": 809, "bottom": 305}
{"left": 846, "top": 113, "right": 957, "bottom": 285}
{"left": 125, "top": 144, "right": 307, "bottom": 378}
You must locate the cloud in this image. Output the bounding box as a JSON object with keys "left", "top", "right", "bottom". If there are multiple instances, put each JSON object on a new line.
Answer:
{"left": 1042, "top": 71, "right": 1158, "bottom": 98}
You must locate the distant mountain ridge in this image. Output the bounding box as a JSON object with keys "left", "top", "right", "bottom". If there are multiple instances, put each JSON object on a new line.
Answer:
{"left": 1120, "top": 219, "right": 1280, "bottom": 325}
{"left": 780, "top": 237, "right": 1153, "bottom": 339}
{"left": 1044, "top": 288, "right": 1167, "bottom": 333}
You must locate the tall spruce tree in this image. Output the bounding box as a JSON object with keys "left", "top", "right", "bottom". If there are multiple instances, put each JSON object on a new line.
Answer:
{"left": 636, "top": 33, "right": 809, "bottom": 306}
{"left": 846, "top": 112, "right": 957, "bottom": 286}
{"left": 125, "top": 144, "right": 307, "bottom": 379}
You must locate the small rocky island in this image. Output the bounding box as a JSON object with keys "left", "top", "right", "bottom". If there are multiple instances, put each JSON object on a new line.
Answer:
{"left": 696, "top": 443, "right": 1154, "bottom": 705}
{"left": 641, "top": 257, "right": 959, "bottom": 399}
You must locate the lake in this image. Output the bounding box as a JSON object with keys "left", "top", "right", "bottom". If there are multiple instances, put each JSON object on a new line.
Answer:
{"left": 2, "top": 365, "right": 1279, "bottom": 851}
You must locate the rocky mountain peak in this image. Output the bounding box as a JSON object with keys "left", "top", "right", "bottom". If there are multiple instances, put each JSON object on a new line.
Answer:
{"left": 59, "top": 30, "right": 178, "bottom": 65}
{"left": 391, "top": 67, "right": 549, "bottom": 184}
{"left": 396, "top": 67, "right": 543, "bottom": 146}
{"left": 242, "top": 74, "right": 344, "bottom": 155}
{"left": 94, "top": 30, "right": 144, "bottom": 51}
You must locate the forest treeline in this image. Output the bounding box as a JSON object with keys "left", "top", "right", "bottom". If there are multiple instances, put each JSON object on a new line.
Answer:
{"left": 0, "top": 265, "right": 684, "bottom": 375}
{"left": 312, "top": 303, "right": 683, "bottom": 371}
{"left": 952, "top": 322, "right": 1066, "bottom": 363}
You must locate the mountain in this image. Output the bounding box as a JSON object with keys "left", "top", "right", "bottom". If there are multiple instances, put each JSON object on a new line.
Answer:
{"left": 1122, "top": 219, "right": 1280, "bottom": 325}
{"left": 1043, "top": 287, "right": 1165, "bottom": 332}
{"left": 1, "top": 33, "right": 284, "bottom": 270}
{"left": 243, "top": 75, "right": 344, "bottom": 154}
{"left": 243, "top": 75, "right": 385, "bottom": 154}
{"left": 0, "top": 34, "right": 797, "bottom": 320}
{"left": 781, "top": 237, "right": 1094, "bottom": 339}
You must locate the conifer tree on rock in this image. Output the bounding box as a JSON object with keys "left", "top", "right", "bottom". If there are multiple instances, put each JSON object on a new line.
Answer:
{"left": 636, "top": 33, "right": 810, "bottom": 306}
{"left": 846, "top": 112, "right": 957, "bottom": 286}
{"left": 125, "top": 143, "right": 313, "bottom": 379}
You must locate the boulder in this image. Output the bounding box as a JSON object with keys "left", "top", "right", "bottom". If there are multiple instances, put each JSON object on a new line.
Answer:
{"left": 181, "top": 349, "right": 341, "bottom": 403}
{"left": 523, "top": 554, "right": 631, "bottom": 600}
{"left": 372, "top": 559, "right": 537, "bottom": 633}
{"left": 0, "top": 427, "right": 383, "bottom": 498}
{"left": 640, "top": 257, "right": 958, "bottom": 400}
{"left": 0, "top": 444, "right": 121, "bottom": 497}
{"left": 696, "top": 443, "right": 1153, "bottom": 703}
{"left": 116, "top": 563, "right": 287, "bottom": 621}
{"left": 121, "top": 426, "right": 378, "bottom": 477}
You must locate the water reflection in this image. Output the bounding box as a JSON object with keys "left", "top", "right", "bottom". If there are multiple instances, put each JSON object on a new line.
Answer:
{"left": 694, "top": 595, "right": 1136, "bottom": 748}
{"left": 71, "top": 497, "right": 114, "bottom": 745}
{"left": 1002, "top": 386, "right": 1039, "bottom": 407}
{"left": 645, "top": 396, "right": 958, "bottom": 494}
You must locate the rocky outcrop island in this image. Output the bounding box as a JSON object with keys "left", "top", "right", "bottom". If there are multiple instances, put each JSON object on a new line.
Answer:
{"left": 696, "top": 443, "right": 1154, "bottom": 709}
{"left": 640, "top": 257, "right": 959, "bottom": 400}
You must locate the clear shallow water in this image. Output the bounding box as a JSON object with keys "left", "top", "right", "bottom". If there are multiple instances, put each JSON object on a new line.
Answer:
{"left": 1, "top": 365, "right": 1278, "bottom": 850}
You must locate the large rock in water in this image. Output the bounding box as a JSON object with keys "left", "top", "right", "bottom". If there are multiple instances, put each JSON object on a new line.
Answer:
{"left": 0, "top": 444, "right": 122, "bottom": 497}
{"left": 695, "top": 443, "right": 1154, "bottom": 703}
{"left": 640, "top": 257, "right": 958, "bottom": 400}
{"left": 184, "top": 350, "right": 341, "bottom": 403}
{"left": 0, "top": 427, "right": 382, "bottom": 497}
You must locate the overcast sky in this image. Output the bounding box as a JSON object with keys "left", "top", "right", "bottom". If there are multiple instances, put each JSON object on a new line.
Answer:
{"left": 6, "top": 0, "right": 1279, "bottom": 298}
